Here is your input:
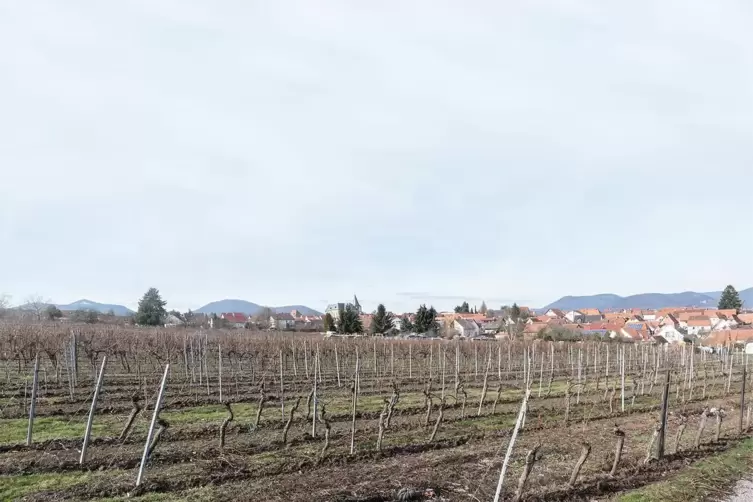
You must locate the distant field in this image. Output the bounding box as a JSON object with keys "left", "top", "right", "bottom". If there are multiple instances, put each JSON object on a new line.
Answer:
{"left": 0, "top": 324, "right": 750, "bottom": 501}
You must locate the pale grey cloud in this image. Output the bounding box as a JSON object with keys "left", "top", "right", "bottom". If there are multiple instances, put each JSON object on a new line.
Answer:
{"left": 1, "top": 0, "right": 753, "bottom": 313}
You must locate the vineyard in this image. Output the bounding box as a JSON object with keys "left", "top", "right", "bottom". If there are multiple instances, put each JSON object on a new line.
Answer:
{"left": 0, "top": 323, "right": 751, "bottom": 501}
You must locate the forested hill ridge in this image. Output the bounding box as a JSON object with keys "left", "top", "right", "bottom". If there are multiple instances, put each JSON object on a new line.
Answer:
{"left": 544, "top": 287, "right": 753, "bottom": 311}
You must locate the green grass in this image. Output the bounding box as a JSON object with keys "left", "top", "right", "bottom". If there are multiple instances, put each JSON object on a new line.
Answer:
{"left": 0, "top": 416, "right": 117, "bottom": 444}
{"left": 0, "top": 472, "right": 91, "bottom": 500}
{"left": 616, "top": 438, "right": 753, "bottom": 502}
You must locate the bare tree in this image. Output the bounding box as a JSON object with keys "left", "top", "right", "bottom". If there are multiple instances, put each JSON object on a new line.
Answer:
{"left": 0, "top": 294, "right": 10, "bottom": 318}
{"left": 24, "top": 295, "right": 49, "bottom": 321}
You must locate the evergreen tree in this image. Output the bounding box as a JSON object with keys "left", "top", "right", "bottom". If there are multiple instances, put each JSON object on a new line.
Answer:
{"left": 400, "top": 315, "right": 414, "bottom": 333}
{"left": 414, "top": 304, "right": 439, "bottom": 334}
{"left": 718, "top": 285, "right": 743, "bottom": 312}
{"left": 371, "top": 304, "right": 395, "bottom": 335}
{"left": 337, "top": 304, "right": 363, "bottom": 334}
{"left": 45, "top": 305, "right": 63, "bottom": 320}
{"left": 135, "top": 287, "right": 167, "bottom": 326}
{"left": 454, "top": 301, "right": 470, "bottom": 313}
{"left": 510, "top": 303, "right": 521, "bottom": 322}
{"left": 480, "top": 301, "right": 488, "bottom": 315}
{"left": 323, "top": 312, "right": 336, "bottom": 332}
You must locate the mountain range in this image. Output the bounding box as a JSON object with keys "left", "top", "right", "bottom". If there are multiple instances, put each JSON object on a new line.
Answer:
{"left": 194, "top": 299, "right": 321, "bottom": 316}
{"left": 543, "top": 287, "right": 753, "bottom": 311}
{"left": 17, "top": 298, "right": 321, "bottom": 317}
{"left": 55, "top": 299, "right": 135, "bottom": 316}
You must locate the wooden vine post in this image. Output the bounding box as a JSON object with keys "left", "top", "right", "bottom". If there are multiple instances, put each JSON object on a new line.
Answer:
{"left": 493, "top": 389, "right": 531, "bottom": 502}
{"left": 80, "top": 356, "right": 107, "bottom": 464}
{"left": 740, "top": 366, "right": 747, "bottom": 435}
{"left": 26, "top": 354, "right": 40, "bottom": 446}
{"left": 656, "top": 370, "right": 670, "bottom": 460}
{"left": 350, "top": 347, "right": 360, "bottom": 454}
{"left": 136, "top": 363, "right": 170, "bottom": 487}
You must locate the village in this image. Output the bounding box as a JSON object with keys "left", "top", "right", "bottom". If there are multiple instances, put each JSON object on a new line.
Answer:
{"left": 211, "top": 301, "right": 753, "bottom": 349}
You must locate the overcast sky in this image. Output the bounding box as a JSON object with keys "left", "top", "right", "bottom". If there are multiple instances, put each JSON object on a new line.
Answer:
{"left": 2, "top": 1, "right": 753, "bottom": 313}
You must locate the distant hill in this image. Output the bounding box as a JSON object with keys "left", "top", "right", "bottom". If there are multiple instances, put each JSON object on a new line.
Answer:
{"left": 544, "top": 287, "right": 753, "bottom": 311}
{"left": 195, "top": 299, "right": 261, "bottom": 315}
{"left": 56, "top": 299, "right": 134, "bottom": 316}
{"left": 195, "top": 300, "right": 321, "bottom": 316}
{"left": 272, "top": 305, "right": 322, "bottom": 316}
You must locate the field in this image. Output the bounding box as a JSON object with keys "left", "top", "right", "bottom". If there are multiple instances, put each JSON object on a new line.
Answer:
{"left": 0, "top": 324, "right": 751, "bottom": 501}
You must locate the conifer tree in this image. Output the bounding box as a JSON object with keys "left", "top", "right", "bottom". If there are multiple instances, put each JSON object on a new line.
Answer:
{"left": 718, "top": 285, "right": 743, "bottom": 312}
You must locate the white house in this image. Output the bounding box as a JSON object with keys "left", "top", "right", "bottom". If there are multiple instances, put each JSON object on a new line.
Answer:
{"left": 686, "top": 318, "right": 713, "bottom": 336}
{"left": 565, "top": 310, "right": 586, "bottom": 323}
{"left": 221, "top": 312, "right": 248, "bottom": 329}
{"left": 545, "top": 309, "right": 565, "bottom": 319}
{"left": 454, "top": 318, "right": 480, "bottom": 338}
{"left": 270, "top": 313, "right": 296, "bottom": 330}
{"left": 656, "top": 324, "right": 685, "bottom": 343}
{"left": 641, "top": 312, "right": 657, "bottom": 321}
{"left": 713, "top": 317, "right": 738, "bottom": 331}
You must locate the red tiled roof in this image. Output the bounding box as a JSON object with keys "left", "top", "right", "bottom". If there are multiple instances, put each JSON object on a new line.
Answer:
{"left": 222, "top": 312, "right": 247, "bottom": 323}
{"left": 703, "top": 328, "right": 753, "bottom": 346}
{"left": 524, "top": 323, "right": 548, "bottom": 333}
{"left": 581, "top": 308, "right": 601, "bottom": 316}
{"left": 736, "top": 313, "right": 753, "bottom": 324}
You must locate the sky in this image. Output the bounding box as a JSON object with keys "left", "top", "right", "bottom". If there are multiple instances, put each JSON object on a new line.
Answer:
{"left": 2, "top": 1, "right": 753, "bottom": 314}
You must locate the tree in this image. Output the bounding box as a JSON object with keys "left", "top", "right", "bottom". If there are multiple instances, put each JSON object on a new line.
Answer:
{"left": 323, "top": 312, "right": 336, "bottom": 332}
{"left": 24, "top": 295, "right": 49, "bottom": 321}
{"left": 718, "top": 285, "right": 743, "bottom": 312}
{"left": 400, "top": 315, "right": 414, "bottom": 333}
{"left": 45, "top": 305, "right": 63, "bottom": 320}
{"left": 454, "top": 302, "right": 470, "bottom": 313}
{"left": 337, "top": 304, "right": 363, "bottom": 334}
{"left": 371, "top": 304, "right": 395, "bottom": 335}
{"left": 414, "top": 304, "right": 438, "bottom": 334}
{"left": 135, "top": 288, "right": 167, "bottom": 326}
{"left": 252, "top": 307, "right": 275, "bottom": 329}
{"left": 0, "top": 294, "right": 10, "bottom": 318}
{"left": 479, "top": 301, "right": 488, "bottom": 315}
{"left": 510, "top": 303, "right": 522, "bottom": 322}
{"left": 71, "top": 309, "right": 98, "bottom": 324}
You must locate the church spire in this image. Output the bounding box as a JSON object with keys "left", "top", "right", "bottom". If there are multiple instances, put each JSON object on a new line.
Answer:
{"left": 353, "top": 293, "right": 361, "bottom": 313}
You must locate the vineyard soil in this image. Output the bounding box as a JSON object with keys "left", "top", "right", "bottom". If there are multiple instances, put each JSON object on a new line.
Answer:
{"left": 0, "top": 324, "right": 751, "bottom": 501}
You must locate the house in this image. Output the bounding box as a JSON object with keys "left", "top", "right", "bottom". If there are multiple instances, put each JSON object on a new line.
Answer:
{"left": 524, "top": 323, "right": 549, "bottom": 336}
{"left": 712, "top": 316, "right": 738, "bottom": 331}
{"left": 565, "top": 310, "right": 586, "bottom": 323}
{"left": 584, "top": 314, "right": 605, "bottom": 323}
{"left": 544, "top": 309, "right": 565, "bottom": 319}
{"left": 686, "top": 317, "right": 713, "bottom": 336}
{"left": 295, "top": 319, "right": 324, "bottom": 332}
{"left": 164, "top": 314, "right": 184, "bottom": 327}
{"left": 641, "top": 311, "right": 658, "bottom": 321}
{"left": 580, "top": 322, "right": 621, "bottom": 337}
{"left": 221, "top": 312, "right": 248, "bottom": 328}
{"left": 480, "top": 320, "right": 503, "bottom": 335}
{"left": 656, "top": 323, "right": 685, "bottom": 343}
{"left": 454, "top": 318, "right": 480, "bottom": 338}
{"left": 325, "top": 294, "right": 363, "bottom": 322}
{"left": 603, "top": 312, "right": 629, "bottom": 324}
{"left": 620, "top": 327, "right": 651, "bottom": 342}
{"left": 269, "top": 313, "right": 295, "bottom": 330}
{"left": 736, "top": 313, "right": 753, "bottom": 325}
